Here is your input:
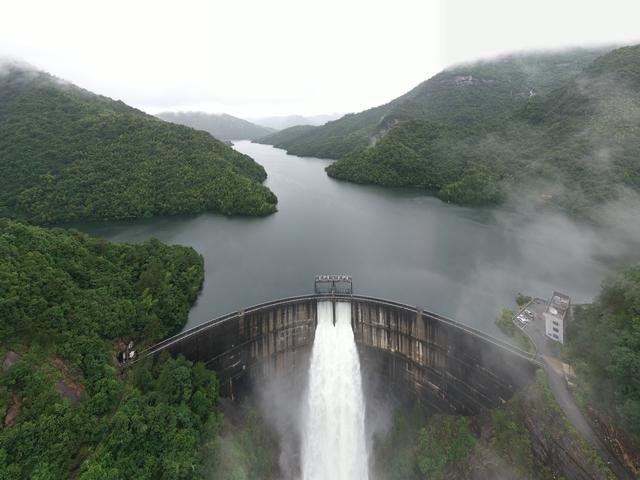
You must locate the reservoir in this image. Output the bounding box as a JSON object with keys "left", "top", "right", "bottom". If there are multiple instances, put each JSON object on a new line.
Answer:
{"left": 75, "top": 140, "right": 629, "bottom": 337}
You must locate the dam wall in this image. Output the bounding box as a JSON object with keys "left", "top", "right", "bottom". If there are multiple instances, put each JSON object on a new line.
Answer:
{"left": 142, "top": 296, "right": 318, "bottom": 399}
{"left": 351, "top": 297, "right": 538, "bottom": 414}
{"left": 138, "top": 295, "right": 539, "bottom": 413}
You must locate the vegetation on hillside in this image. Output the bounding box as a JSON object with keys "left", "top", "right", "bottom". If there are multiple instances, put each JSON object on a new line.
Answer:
{"left": 201, "top": 404, "right": 281, "bottom": 480}
{"left": 375, "top": 408, "right": 477, "bottom": 480}
{"left": 260, "top": 48, "right": 604, "bottom": 159}
{"left": 326, "top": 120, "right": 506, "bottom": 205}
{"left": 327, "top": 45, "right": 640, "bottom": 212}
{"left": 374, "top": 371, "right": 615, "bottom": 480}
{"left": 157, "top": 111, "right": 275, "bottom": 141}
{"left": 262, "top": 45, "right": 640, "bottom": 215}
{"left": 258, "top": 124, "right": 320, "bottom": 153}
{"left": 567, "top": 264, "right": 640, "bottom": 447}
{"left": 0, "top": 219, "right": 220, "bottom": 478}
{"left": 0, "top": 65, "right": 277, "bottom": 224}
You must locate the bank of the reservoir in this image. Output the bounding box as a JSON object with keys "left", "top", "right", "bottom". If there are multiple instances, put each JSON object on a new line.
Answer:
{"left": 73, "top": 141, "right": 633, "bottom": 338}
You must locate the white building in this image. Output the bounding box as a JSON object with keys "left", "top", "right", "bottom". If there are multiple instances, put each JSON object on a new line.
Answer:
{"left": 544, "top": 291, "right": 571, "bottom": 344}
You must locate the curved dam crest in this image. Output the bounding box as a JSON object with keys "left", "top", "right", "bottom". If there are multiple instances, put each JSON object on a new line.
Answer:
{"left": 137, "top": 294, "right": 539, "bottom": 414}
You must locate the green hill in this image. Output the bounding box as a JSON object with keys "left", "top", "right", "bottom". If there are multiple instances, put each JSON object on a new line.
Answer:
{"left": 156, "top": 111, "right": 276, "bottom": 141}
{"left": 0, "top": 64, "right": 277, "bottom": 223}
{"left": 259, "top": 48, "right": 606, "bottom": 160}
{"left": 258, "top": 124, "right": 318, "bottom": 150}
{"left": 0, "top": 219, "right": 220, "bottom": 478}
{"left": 567, "top": 263, "right": 640, "bottom": 450}
{"left": 260, "top": 45, "right": 640, "bottom": 215}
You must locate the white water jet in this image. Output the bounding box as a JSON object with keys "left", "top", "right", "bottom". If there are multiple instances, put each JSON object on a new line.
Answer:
{"left": 301, "top": 301, "right": 369, "bottom": 480}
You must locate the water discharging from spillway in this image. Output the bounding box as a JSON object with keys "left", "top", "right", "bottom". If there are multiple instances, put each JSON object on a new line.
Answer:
{"left": 301, "top": 301, "right": 369, "bottom": 480}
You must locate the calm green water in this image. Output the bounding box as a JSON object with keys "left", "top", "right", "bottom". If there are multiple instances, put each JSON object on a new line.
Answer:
{"left": 74, "top": 141, "right": 630, "bottom": 336}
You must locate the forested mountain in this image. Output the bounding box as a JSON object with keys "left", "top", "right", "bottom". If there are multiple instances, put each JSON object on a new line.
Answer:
{"left": 259, "top": 48, "right": 606, "bottom": 159}
{"left": 568, "top": 263, "right": 640, "bottom": 448}
{"left": 156, "top": 111, "right": 275, "bottom": 141}
{"left": 0, "top": 219, "right": 219, "bottom": 478}
{"left": 259, "top": 46, "right": 640, "bottom": 215}
{"left": 258, "top": 124, "right": 317, "bottom": 149}
{"left": 0, "top": 64, "right": 277, "bottom": 223}
{"left": 249, "top": 113, "right": 341, "bottom": 130}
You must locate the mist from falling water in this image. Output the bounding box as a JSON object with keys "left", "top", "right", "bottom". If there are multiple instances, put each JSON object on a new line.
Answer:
{"left": 301, "top": 301, "right": 369, "bottom": 480}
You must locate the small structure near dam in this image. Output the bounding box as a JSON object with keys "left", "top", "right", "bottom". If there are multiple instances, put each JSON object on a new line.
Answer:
{"left": 135, "top": 282, "right": 539, "bottom": 415}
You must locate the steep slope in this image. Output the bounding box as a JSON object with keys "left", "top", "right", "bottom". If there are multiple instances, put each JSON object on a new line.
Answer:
{"left": 0, "top": 64, "right": 277, "bottom": 223}
{"left": 567, "top": 264, "right": 640, "bottom": 466}
{"left": 0, "top": 219, "right": 220, "bottom": 478}
{"left": 259, "top": 48, "right": 606, "bottom": 160}
{"left": 249, "top": 113, "right": 342, "bottom": 130}
{"left": 510, "top": 44, "right": 640, "bottom": 211}
{"left": 326, "top": 119, "right": 506, "bottom": 204}
{"left": 258, "top": 124, "right": 318, "bottom": 151}
{"left": 259, "top": 105, "right": 391, "bottom": 159}
{"left": 325, "top": 45, "right": 640, "bottom": 214}
{"left": 156, "top": 111, "right": 276, "bottom": 141}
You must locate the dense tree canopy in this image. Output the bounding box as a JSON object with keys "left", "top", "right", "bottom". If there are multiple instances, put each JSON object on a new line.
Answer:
{"left": 0, "top": 66, "right": 277, "bottom": 223}
{"left": 262, "top": 45, "right": 640, "bottom": 214}
{"left": 374, "top": 371, "right": 615, "bottom": 480}
{"left": 260, "top": 48, "right": 605, "bottom": 159}
{"left": 568, "top": 264, "right": 640, "bottom": 446}
{"left": 0, "top": 219, "right": 219, "bottom": 478}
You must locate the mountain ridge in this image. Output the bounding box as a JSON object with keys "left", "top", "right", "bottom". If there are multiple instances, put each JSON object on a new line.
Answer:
{"left": 156, "top": 111, "right": 276, "bottom": 141}
{"left": 0, "top": 64, "right": 278, "bottom": 223}
{"left": 258, "top": 47, "right": 608, "bottom": 159}
{"left": 249, "top": 113, "right": 342, "bottom": 130}
{"left": 259, "top": 45, "right": 640, "bottom": 216}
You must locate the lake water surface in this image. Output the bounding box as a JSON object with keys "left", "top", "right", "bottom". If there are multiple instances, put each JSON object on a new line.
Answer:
{"left": 75, "top": 141, "right": 630, "bottom": 337}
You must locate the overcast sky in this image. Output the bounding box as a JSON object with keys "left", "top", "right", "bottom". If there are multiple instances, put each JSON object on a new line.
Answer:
{"left": 2, "top": 0, "right": 639, "bottom": 118}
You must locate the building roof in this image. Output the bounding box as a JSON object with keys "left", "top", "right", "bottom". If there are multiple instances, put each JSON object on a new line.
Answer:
{"left": 546, "top": 291, "right": 570, "bottom": 320}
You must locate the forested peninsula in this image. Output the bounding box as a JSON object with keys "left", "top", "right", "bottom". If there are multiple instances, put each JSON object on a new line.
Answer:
{"left": 0, "top": 65, "right": 277, "bottom": 224}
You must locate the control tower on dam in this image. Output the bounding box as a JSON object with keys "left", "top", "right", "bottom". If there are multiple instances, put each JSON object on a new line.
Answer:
{"left": 136, "top": 277, "right": 539, "bottom": 415}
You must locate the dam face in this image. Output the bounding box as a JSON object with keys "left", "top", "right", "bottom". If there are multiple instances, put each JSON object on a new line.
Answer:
{"left": 141, "top": 295, "right": 538, "bottom": 414}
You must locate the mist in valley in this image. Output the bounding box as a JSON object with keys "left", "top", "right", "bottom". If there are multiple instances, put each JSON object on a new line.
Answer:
{"left": 2, "top": 1, "right": 640, "bottom": 479}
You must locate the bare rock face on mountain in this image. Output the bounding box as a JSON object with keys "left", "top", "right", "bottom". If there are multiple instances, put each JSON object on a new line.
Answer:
{"left": 2, "top": 351, "right": 20, "bottom": 372}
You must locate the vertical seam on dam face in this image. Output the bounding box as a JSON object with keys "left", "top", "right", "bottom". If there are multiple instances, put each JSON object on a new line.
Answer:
{"left": 143, "top": 295, "right": 538, "bottom": 413}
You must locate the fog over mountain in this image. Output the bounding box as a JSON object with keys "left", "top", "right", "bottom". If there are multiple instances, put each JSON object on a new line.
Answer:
{"left": 3, "top": 1, "right": 640, "bottom": 479}
{"left": 260, "top": 44, "right": 640, "bottom": 220}
{"left": 248, "top": 113, "right": 343, "bottom": 131}
{"left": 0, "top": 63, "right": 277, "bottom": 223}
{"left": 157, "top": 111, "right": 276, "bottom": 141}
{"left": 3, "top": 1, "right": 639, "bottom": 118}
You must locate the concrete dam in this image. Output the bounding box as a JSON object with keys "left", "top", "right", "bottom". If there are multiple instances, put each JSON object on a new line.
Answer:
{"left": 137, "top": 291, "right": 539, "bottom": 415}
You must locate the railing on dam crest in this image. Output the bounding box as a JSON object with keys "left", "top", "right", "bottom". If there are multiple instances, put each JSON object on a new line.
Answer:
{"left": 134, "top": 293, "right": 540, "bottom": 366}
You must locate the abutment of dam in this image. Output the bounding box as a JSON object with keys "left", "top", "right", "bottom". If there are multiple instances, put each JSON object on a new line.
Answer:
{"left": 137, "top": 294, "right": 539, "bottom": 415}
